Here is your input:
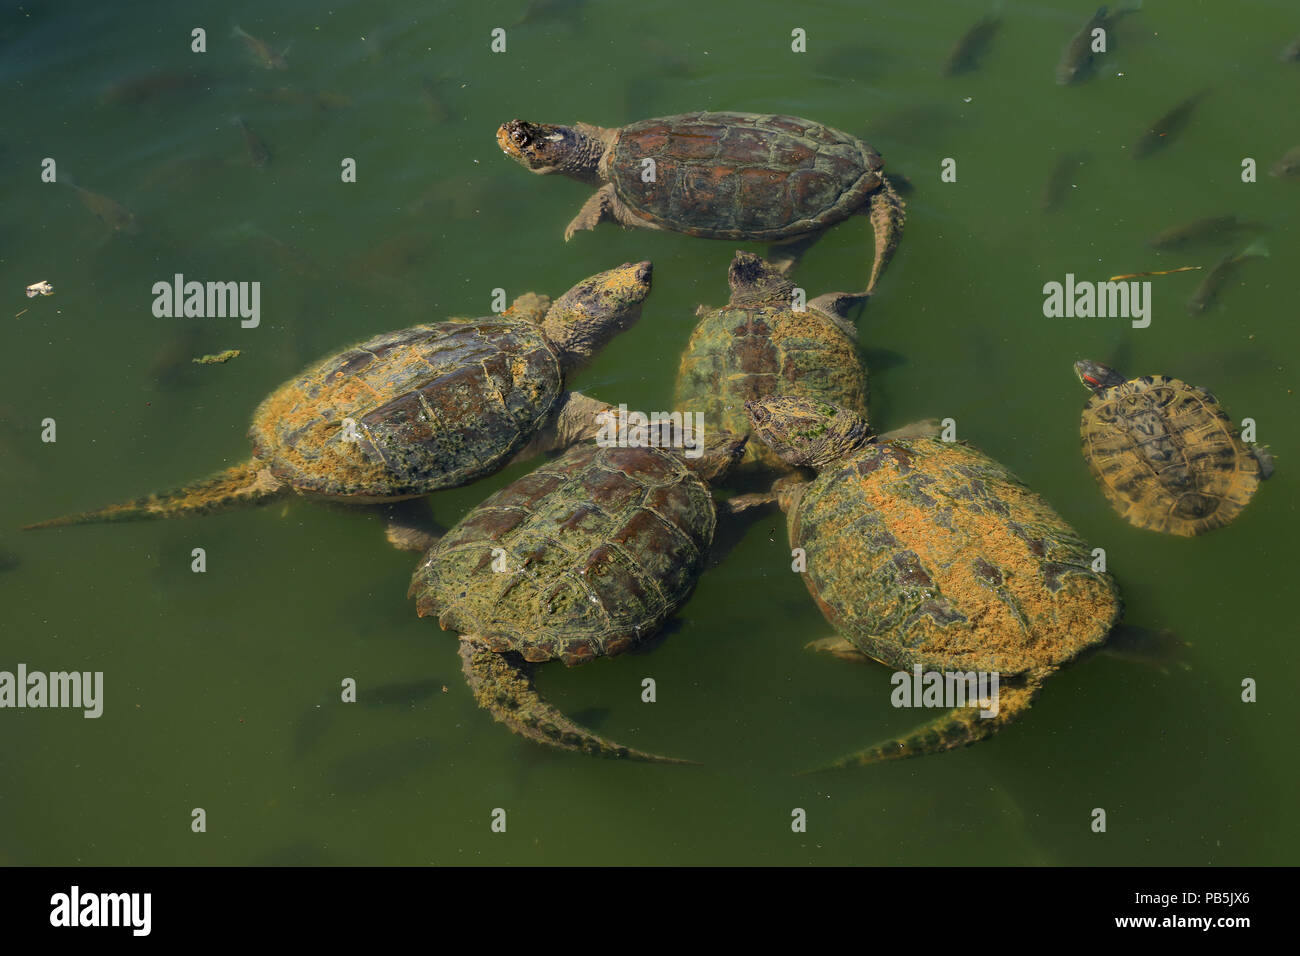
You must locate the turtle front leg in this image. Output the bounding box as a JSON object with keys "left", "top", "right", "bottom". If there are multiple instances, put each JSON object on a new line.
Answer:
{"left": 564, "top": 183, "right": 618, "bottom": 241}
{"left": 381, "top": 498, "right": 443, "bottom": 553}
{"left": 458, "top": 637, "right": 694, "bottom": 764}
{"left": 767, "top": 230, "right": 825, "bottom": 275}
{"left": 507, "top": 390, "right": 616, "bottom": 465}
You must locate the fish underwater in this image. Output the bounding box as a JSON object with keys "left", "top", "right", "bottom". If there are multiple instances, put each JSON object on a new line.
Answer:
{"left": 1133, "top": 90, "right": 1208, "bottom": 159}
{"left": 1187, "top": 241, "right": 1268, "bottom": 315}
{"left": 1147, "top": 215, "right": 1266, "bottom": 251}
{"left": 233, "top": 25, "right": 289, "bottom": 70}
{"left": 232, "top": 115, "right": 271, "bottom": 169}
{"left": 942, "top": 15, "right": 1002, "bottom": 77}
{"left": 1056, "top": 4, "right": 1140, "bottom": 85}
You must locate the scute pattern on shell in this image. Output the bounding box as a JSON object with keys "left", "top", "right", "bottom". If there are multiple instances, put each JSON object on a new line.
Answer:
{"left": 249, "top": 321, "right": 562, "bottom": 499}
{"left": 1079, "top": 375, "right": 1262, "bottom": 536}
{"left": 675, "top": 306, "right": 867, "bottom": 469}
{"left": 791, "top": 438, "right": 1120, "bottom": 675}
{"left": 410, "top": 444, "right": 716, "bottom": 665}
{"left": 610, "top": 112, "right": 884, "bottom": 239}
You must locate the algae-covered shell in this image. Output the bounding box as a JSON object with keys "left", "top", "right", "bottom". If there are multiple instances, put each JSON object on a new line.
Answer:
{"left": 675, "top": 305, "right": 866, "bottom": 471}
{"left": 609, "top": 112, "right": 884, "bottom": 239}
{"left": 791, "top": 437, "right": 1120, "bottom": 674}
{"left": 250, "top": 321, "right": 562, "bottom": 499}
{"left": 409, "top": 443, "right": 715, "bottom": 665}
{"left": 1079, "top": 374, "right": 1264, "bottom": 536}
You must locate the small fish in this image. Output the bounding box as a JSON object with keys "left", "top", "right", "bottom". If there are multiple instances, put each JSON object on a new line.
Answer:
{"left": 1270, "top": 145, "right": 1300, "bottom": 179}
{"left": 1056, "top": 4, "right": 1138, "bottom": 85}
{"left": 192, "top": 349, "right": 240, "bottom": 366}
{"left": 1042, "top": 150, "right": 1088, "bottom": 212}
{"left": 232, "top": 115, "right": 271, "bottom": 169}
{"left": 1133, "top": 90, "right": 1208, "bottom": 159}
{"left": 360, "top": 678, "right": 441, "bottom": 710}
{"left": 419, "top": 76, "right": 451, "bottom": 123}
{"left": 514, "top": 0, "right": 587, "bottom": 27}
{"left": 68, "top": 182, "right": 139, "bottom": 235}
{"left": 0, "top": 549, "right": 20, "bottom": 574}
{"left": 1187, "top": 241, "right": 1268, "bottom": 315}
{"left": 25, "top": 280, "right": 54, "bottom": 298}
{"left": 100, "top": 70, "right": 210, "bottom": 106}
{"left": 252, "top": 86, "right": 351, "bottom": 110}
{"left": 1280, "top": 33, "right": 1300, "bottom": 62}
{"left": 942, "top": 15, "right": 1002, "bottom": 76}
{"left": 232, "top": 25, "right": 288, "bottom": 71}
{"left": 1147, "top": 214, "right": 1267, "bottom": 250}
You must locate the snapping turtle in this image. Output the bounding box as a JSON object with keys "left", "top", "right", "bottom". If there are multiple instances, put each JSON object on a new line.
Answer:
{"left": 745, "top": 397, "right": 1121, "bottom": 768}
{"left": 25, "top": 262, "right": 652, "bottom": 531}
{"left": 1075, "top": 359, "right": 1272, "bottom": 536}
{"left": 408, "top": 428, "right": 747, "bottom": 762}
{"left": 497, "top": 111, "right": 906, "bottom": 300}
{"left": 675, "top": 251, "right": 868, "bottom": 474}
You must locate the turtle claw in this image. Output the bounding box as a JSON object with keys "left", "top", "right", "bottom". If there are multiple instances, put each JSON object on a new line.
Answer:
{"left": 458, "top": 638, "right": 696, "bottom": 765}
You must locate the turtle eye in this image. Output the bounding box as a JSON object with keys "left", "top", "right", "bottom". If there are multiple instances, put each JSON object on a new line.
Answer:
{"left": 512, "top": 128, "right": 530, "bottom": 147}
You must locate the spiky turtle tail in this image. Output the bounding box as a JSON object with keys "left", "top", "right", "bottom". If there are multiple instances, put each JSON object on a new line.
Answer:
{"left": 800, "top": 679, "right": 1041, "bottom": 773}
{"left": 23, "top": 460, "right": 285, "bottom": 530}
{"left": 458, "top": 638, "right": 695, "bottom": 765}
{"left": 865, "top": 175, "right": 907, "bottom": 295}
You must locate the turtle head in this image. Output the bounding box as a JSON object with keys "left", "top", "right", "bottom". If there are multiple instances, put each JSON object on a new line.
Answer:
{"left": 727, "top": 251, "right": 794, "bottom": 307}
{"left": 681, "top": 429, "right": 747, "bottom": 484}
{"left": 543, "top": 261, "right": 652, "bottom": 370}
{"left": 1074, "top": 359, "right": 1125, "bottom": 393}
{"left": 497, "top": 120, "right": 606, "bottom": 182}
{"left": 745, "top": 397, "right": 871, "bottom": 470}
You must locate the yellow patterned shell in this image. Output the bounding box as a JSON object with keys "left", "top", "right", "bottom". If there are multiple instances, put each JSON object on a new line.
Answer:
{"left": 1079, "top": 375, "right": 1263, "bottom": 536}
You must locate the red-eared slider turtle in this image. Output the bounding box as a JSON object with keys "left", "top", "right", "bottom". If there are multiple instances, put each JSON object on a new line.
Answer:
{"left": 675, "top": 251, "right": 867, "bottom": 474}
{"left": 1075, "top": 359, "right": 1273, "bottom": 536}
{"left": 745, "top": 397, "right": 1122, "bottom": 769}
{"left": 408, "top": 428, "right": 747, "bottom": 762}
{"left": 497, "top": 111, "right": 906, "bottom": 300}
{"left": 25, "top": 262, "right": 652, "bottom": 531}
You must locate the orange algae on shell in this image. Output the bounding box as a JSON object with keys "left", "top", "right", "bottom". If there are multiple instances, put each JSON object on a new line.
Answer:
{"left": 791, "top": 438, "right": 1120, "bottom": 676}
{"left": 249, "top": 321, "right": 562, "bottom": 499}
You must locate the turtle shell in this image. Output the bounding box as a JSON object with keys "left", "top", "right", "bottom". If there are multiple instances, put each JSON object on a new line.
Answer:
{"left": 608, "top": 112, "right": 884, "bottom": 240}
{"left": 409, "top": 443, "right": 716, "bottom": 665}
{"left": 792, "top": 438, "right": 1120, "bottom": 675}
{"left": 249, "top": 320, "right": 562, "bottom": 499}
{"left": 1079, "top": 375, "right": 1262, "bottom": 535}
{"left": 675, "top": 305, "right": 867, "bottom": 470}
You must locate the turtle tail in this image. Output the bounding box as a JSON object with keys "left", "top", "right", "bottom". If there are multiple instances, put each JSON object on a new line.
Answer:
{"left": 798, "top": 678, "right": 1040, "bottom": 773}
{"left": 23, "top": 460, "right": 286, "bottom": 530}
{"left": 866, "top": 175, "right": 907, "bottom": 294}
{"left": 458, "top": 638, "right": 695, "bottom": 765}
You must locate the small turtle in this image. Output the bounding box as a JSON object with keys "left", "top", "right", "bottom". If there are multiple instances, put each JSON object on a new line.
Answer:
{"left": 1075, "top": 360, "right": 1273, "bottom": 536}
{"left": 25, "top": 262, "right": 652, "bottom": 532}
{"left": 408, "top": 427, "right": 748, "bottom": 762}
{"left": 745, "top": 397, "right": 1122, "bottom": 769}
{"left": 674, "top": 251, "right": 867, "bottom": 474}
{"left": 497, "top": 111, "right": 906, "bottom": 300}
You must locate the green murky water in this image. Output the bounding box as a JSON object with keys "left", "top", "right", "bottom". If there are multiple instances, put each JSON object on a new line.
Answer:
{"left": 2, "top": 0, "right": 1296, "bottom": 865}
